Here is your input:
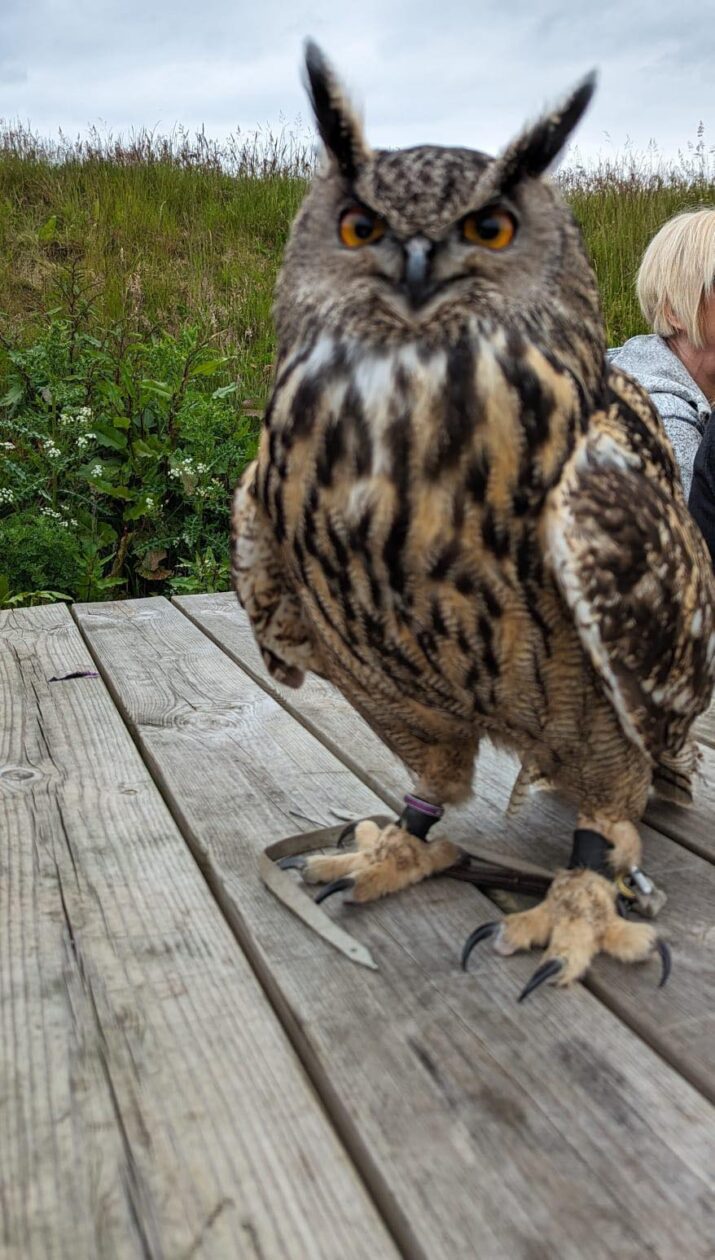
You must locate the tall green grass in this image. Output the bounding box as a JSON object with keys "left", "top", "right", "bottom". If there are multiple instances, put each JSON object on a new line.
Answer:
{"left": 561, "top": 128, "right": 715, "bottom": 344}
{"left": 0, "top": 119, "right": 713, "bottom": 360}
{"left": 0, "top": 120, "right": 713, "bottom": 605}
{"left": 0, "top": 122, "right": 314, "bottom": 401}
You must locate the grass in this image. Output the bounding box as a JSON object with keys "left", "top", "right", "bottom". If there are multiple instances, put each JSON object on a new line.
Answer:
{"left": 0, "top": 120, "right": 713, "bottom": 605}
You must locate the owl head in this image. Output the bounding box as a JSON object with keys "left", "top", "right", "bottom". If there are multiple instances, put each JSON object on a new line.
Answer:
{"left": 275, "top": 41, "right": 603, "bottom": 387}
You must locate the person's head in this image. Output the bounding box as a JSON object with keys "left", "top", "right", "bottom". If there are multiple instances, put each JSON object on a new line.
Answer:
{"left": 637, "top": 208, "right": 715, "bottom": 351}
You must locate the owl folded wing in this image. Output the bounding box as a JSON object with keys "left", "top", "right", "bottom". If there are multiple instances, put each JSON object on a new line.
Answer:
{"left": 231, "top": 460, "right": 322, "bottom": 688}
{"left": 543, "top": 409, "right": 715, "bottom": 761}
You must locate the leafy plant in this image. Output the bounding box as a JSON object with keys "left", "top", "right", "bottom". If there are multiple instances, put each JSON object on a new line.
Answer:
{"left": 1, "top": 120, "right": 713, "bottom": 604}
{"left": 0, "top": 278, "right": 259, "bottom": 603}
{"left": 169, "top": 546, "right": 231, "bottom": 595}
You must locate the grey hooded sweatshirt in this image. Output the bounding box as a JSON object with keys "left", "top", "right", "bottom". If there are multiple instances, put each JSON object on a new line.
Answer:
{"left": 607, "top": 334, "right": 712, "bottom": 498}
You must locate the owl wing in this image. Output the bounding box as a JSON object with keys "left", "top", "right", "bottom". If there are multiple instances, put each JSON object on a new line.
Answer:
{"left": 543, "top": 367, "right": 715, "bottom": 760}
{"left": 231, "top": 460, "right": 322, "bottom": 688}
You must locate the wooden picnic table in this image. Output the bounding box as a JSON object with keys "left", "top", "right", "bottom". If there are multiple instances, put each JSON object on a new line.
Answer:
{"left": 2, "top": 593, "right": 714, "bottom": 1259}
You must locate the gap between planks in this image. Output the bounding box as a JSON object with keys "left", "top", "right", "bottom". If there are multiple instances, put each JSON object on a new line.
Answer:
{"left": 72, "top": 595, "right": 715, "bottom": 1260}
{"left": 0, "top": 602, "right": 399, "bottom": 1260}
{"left": 173, "top": 591, "right": 715, "bottom": 1102}
{"left": 175, "top": 594, "right": 715, "bottom": 869}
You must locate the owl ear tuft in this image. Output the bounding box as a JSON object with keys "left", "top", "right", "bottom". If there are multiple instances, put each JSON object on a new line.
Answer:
{"left": 494, "top": 72, "right": 597, "bottom": 192}
{"left": 303, "top": 40, "right": 371, "bottom": 180}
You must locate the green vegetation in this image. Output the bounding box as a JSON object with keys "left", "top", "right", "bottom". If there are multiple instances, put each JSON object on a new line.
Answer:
{"left": 0, "top": 121, "right": 713, "bottom": 606}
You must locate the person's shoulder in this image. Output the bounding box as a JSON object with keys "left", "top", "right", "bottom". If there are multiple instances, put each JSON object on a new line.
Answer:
{"left": 607, "top": 333, "right": 666, "bottom": 372}
{"left": 607, "top": 335, "right": 707, "bottom": 428}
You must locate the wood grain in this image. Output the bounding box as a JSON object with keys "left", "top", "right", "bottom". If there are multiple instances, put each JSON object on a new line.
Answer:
{"left": 176, "top": 592, "right": 715, "bottom": 1100}
{"left": 694, "top": 702, "right": 715, "bottom": 750}
{"left": 74, "top": 594, "right": 715, "bottom": 1260}
{"left": 0, "top": 603, "right": 397, "bottom": 1260}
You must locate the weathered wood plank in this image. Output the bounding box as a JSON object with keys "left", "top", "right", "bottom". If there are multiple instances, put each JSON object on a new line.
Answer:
{"left": 176, "top": 592, "right": 715, "bottom": 1100}
{"left": 644, "top": 742, "right": 715, "bottom": 863}
{"left": 0, "top": 603, "right": 398, "bottom": 1260}
{"left": 75, "top": 595, "right": 715, "bottom": 1260}
{"left": 176, "top": 596, "right": 715, "bottom": 865}
{"left": 694, "top": 702, "right": 715, "bottom": 750}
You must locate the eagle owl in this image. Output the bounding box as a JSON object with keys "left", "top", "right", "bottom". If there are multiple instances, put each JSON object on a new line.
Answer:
{"left": 232, "top": 42, "right": 715, "bottom": 998}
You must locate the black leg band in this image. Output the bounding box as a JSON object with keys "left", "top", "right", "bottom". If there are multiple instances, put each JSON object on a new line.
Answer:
{"left": 398, "top": 794, "right": 443, "bottom": 840}
{"left": 567, "top": 829, "right": 613, "bottom": 878}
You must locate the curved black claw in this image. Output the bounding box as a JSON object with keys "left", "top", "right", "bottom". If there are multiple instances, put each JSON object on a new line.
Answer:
{"left": 336, "top": 821, "right": 357, "bottom": 849}
{"left": 278, "top": 855, "right": 306, "bottom": 871}
{"left": 314, "top": 877, "right": 356, "bottom": 905}
{"left": 656, "top": 939, "right": 672, "bottom": 988}
{"left": 518, "top": 958, "right": 564, "bottom": 1003}
{"left": 461, "top": 921, "right": 501, "bottom": 972}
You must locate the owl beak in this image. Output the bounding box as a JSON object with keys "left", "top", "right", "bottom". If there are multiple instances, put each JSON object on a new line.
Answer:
{"left": 402, "top": 236, "right": 435, "bottom": 307}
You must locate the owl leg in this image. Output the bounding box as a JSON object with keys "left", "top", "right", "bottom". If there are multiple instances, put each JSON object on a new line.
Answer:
{"left": 462, "top": 818, "right": 671, "bottom": 1000}
{"left": 279, "top": 738, "right": 473, "bottom": 903}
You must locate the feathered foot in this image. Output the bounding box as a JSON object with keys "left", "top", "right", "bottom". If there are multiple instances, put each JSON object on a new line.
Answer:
{"left": 279, "top": 818, "right": 460, "bottom": 903}
{"left": 462, "top": 868, "right": 671, "bottom": 1001}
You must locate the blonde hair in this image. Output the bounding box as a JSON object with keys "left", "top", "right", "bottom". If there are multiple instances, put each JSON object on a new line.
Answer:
{"left": 637, "top": 208, "right": 715, "bottom": 348}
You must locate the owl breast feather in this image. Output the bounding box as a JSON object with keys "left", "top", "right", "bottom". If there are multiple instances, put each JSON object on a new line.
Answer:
{"left": 255, "top": 325, "right": 583, "bottom": 726}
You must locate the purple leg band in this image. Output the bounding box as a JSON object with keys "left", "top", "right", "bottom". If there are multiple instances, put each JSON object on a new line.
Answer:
{"left": 403, "top": 794, "right": 444, "bottom": 819}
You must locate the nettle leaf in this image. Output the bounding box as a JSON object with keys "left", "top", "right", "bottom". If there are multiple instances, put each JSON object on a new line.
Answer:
{"left": 123, "top": 495, "right": 156, "bottom": 521}
{"left": 133, "top": 436, "right": 167, "bottom": 459}
{"left": 141, "top": 379, "right": 173, "bottom": 401}
{"left": 88, "top": 477, "right": 132, "bottom": 499}
{"left": 98, "top": 381, "right": 125, "bottom": 410}
{"left": 211, "top": 382, "right": 238, "bottom": 400}
{"left": 190, "top": 357, "right": 229, "bottom": 377}
{"left": 92, "top": 420, "right": 128, "bottom": 450}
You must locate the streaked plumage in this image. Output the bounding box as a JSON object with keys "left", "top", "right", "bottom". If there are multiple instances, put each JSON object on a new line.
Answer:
{"left": 232, "top": 43, "right": 715, "bottom": 990}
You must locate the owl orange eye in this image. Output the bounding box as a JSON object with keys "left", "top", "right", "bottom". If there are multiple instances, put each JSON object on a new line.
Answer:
{"left": 339, "top": 206, "right": 386, "bottom": 248}
{"left": 462, "top": 207, "right": 516, "bottom": 250}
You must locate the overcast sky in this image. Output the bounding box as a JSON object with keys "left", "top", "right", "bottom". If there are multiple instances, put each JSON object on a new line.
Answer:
{"left": 0, "top": 1, "right": 713, "bottom": 168}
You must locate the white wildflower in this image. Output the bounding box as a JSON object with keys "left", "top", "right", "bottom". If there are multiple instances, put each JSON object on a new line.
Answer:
{"left": 76, "top": 435, "right": 89, "bottom": 450}
{"left": 145, "top": 496, "right": 155, "bottom": 510}
{"left": 0, "top": 487, "right": 14, "bottom": 503}
{"left": 47, "top": 446, "right": 61, "bottom": 460}
{"left": 91, "top": 464, "right": 103, "bottom": 477}
{"left": 1, "top": 440, "right": 16, "bottom": 449}
{"left": 196, "top": 462, "right": 208, "bottom": 474}
{"left": 70, "top": 518, "right": 78, "bottom": 527}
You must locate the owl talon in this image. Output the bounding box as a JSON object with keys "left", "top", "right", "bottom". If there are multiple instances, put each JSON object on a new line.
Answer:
{"left": 278, "top": 855, "right": 307, "bottom": 871}
{"left": 460, "top": 922, "right": 503, "bottom": 971}
{"left": 656, "top": 939, "right": 671, "bottom": 988}
{"left": 336, "top": 821, "right": 358, "bottom": 849}
{"left": 314, "top": 877, "right": 356, "bottom": 904}
{"left": 518, "top": 958, "right": 564, "bottom": 1003}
